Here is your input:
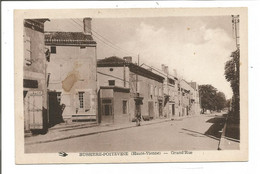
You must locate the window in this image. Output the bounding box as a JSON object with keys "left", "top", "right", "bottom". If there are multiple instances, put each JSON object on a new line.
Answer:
{"left": 154, "top": 86, "right": 158, "bottom": 96}
{"left": 123, "top": 100, "right": 128, "bottom": 114}
{"left": 102, "top": 99, "right": 112, "bottom": 116}
{"left": 159, "top": 87, "right": 162, "bottom": 96}
{"left": 57, "top": 92, "right": 61, "bottom": 103}
{"left": 137, "top": 81, "right": 141, "bottom": 93}
{"left": 168, "top": 78, "right": 175, "bottom": 85}
{"left": 108, "top": 80, "right": 115, "bottom": 86}
{"left": 78, "top": 92, "right": 84, "bottom": 108}
{"left": 149, "top": 84, "right": 153, "bottom": 96}
{"left": 50, "top": 46, "right": 56, "bottom": 54}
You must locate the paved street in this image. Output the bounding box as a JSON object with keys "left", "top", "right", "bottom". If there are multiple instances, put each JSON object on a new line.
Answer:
{"left": 25, "top": 114, "right": 225, "bottom": 153}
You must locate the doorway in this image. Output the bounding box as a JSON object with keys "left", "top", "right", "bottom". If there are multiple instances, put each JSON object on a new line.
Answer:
{"left": 172, "top": 104, "right": 175, "bottom": 116}
{"left": 101, "top": 98, "right": 113, "bottom": 123}
{"left": 159, "top": 101, "right": 163, "bottom": 117}
{"left": 148, "top": 101, "right": 154, "bottom": 119}
{"left": 48, "top": 92, "right": 64, "bottom": 127}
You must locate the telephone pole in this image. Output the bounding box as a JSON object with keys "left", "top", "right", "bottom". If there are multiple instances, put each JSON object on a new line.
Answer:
{"left": 231, "top": 15, "right": 240, "bottom": 120}
{"left": 136, "top": 54, "right": 139, "bottom": 93}
{"left": 232, "top": 15, "right": 240, "bottom": 49}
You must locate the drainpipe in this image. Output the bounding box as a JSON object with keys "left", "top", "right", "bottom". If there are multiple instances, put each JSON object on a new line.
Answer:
{"left": 123, "top": 64, "right": 126, "bottom": 87}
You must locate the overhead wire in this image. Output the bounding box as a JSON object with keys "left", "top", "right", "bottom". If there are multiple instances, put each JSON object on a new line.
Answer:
{"left": 76, "top": 18, "right": 137, "bottom": 56}
{"left": 70, "top": 18, "right": 137, "bottom": 58}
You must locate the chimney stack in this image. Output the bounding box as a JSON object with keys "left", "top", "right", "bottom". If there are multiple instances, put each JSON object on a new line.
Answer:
{"left": 83, "top": 17, "right": 92, "bottom": 35}
{"left": 123, "top": 56, "right": 132, "bottom": 63}
{"left": 161, "top": 64, "right": 165, "bottom": 71}
{"left": 164, "top": 66, "right": 169, "bottom": 74}
{"left": 161, "top": 64, "right": 169, "bottom": 74}
{"left": 173, "top": 69, "right": 177, "bottom": 77}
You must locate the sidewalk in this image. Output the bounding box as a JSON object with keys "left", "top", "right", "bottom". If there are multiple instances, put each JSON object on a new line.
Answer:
{"left": 218, "top": 117, "right": 240, "bottom": 150}
{"left": 25, "top": 117, "right": 173, "bottom": 145}
{"left": 218, "top": 136, "right": 240, "bottom": 150}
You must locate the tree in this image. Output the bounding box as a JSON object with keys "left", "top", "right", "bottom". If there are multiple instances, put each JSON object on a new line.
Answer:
{"left": 199, "top": 84, "right": 217, "bottom": 113}
{"left": 215, "top": 92, "right": 227, "bottom": 111}
{"left": 226, "top": 99, "right": 231, "bottom": 109}
{"left": 199, "top": 85, "right": 227, "bottom": 113}
{"left": 224, "top": 49, "right": 240, "bottom": 119}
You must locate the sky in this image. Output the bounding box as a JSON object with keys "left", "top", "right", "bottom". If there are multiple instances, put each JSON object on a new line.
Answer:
{"left": 45, "top": 16, "right": 236, "bottom": 99}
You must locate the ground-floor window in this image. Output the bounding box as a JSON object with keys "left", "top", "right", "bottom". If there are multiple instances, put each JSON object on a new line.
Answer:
{"left": 123, "top": 100, "right": 128, "bottom": 114}
{"left": 172, "top": 104, "right": 175, "bottom": 116}
{"left": 102, "top": 99, "right": 113, "bottom": 116}
{"left": 78, "top": 92, "right": 84, "bottom": 108}
{"left": 159, "top": 101, "right": 163, "bottom": 116}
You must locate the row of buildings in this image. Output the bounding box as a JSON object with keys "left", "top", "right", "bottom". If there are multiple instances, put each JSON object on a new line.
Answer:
{"left": 23, "top": 18, "right": 200, "bottom": 133}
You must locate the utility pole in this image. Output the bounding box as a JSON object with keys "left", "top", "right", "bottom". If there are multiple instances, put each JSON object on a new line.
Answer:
{"left": 231, "top": 15, "right": 240, "bottom": 120}
{"left": 136, "top": 54, "right": 139, "bottom": 94}
{"left": 232, "top": 15, "right": 240, "bottom": 49}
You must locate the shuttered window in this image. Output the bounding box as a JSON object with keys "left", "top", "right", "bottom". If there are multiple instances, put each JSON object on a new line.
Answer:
{"left": 154, "top": 86, "right": 158, "bottom": 96}
{"left": 27, "top": 91, "right": 43, "bottom": 129}
{"left": 78, "top": 91, "right": 91, "bottom": 112}
{"left": 149, "top": 84, "right": 154, "bottom": 96}
{"left": 123, "top": 100, "right": 127, "bottom": 114}
{"left": 159, "top": 87, "right": 162, "bottom": 96}
{"left": 137, "top": 81, "right": 141, "bottom": 93}
{"left": 24, "top": 35, "right": 31, "bottom": 62}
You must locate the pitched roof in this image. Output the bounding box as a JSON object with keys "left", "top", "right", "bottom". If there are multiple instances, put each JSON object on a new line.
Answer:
{"left": 98, "top": 56, "right": 125, "bottom": 63}
{"left": 45, "top": 32, "right": 96, "bottom": 46}
{"left": 24, "top": 19, "right": 50, "bottom": 33}
{"left": 97, "top": 56, "right": 164, "bottom": 83}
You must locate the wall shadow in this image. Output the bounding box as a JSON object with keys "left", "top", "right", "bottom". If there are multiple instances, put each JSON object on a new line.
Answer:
{"left": 225, "top": 117, "right": 240, "bottom": 140}
{"left": 204, "top": 115, "right": 227, "bottom": 139}
{"left": 48, "top": 92, "right": 65, "bottom": 128}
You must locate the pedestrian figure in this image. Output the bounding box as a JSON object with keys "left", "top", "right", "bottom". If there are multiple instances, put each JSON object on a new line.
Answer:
{"left": 136, "top": 112, "right": 141, "bottom": 126}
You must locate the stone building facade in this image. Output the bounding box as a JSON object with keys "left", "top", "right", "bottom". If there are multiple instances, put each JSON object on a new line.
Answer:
{"left": 23, "top": 19, "right": 49, "bottom": 133}
{"left": 45, "top": 18, "right": 98, "bottom": 124}
{"left": 97, "top": 56, "right": 164, "bottom": 124}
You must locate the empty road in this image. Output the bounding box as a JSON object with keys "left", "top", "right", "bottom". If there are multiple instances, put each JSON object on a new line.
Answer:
{"left": 25, "top": 114, "right": 225, "bottom": 153}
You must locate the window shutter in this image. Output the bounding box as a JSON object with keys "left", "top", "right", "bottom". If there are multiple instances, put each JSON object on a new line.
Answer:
{"left": 75, "top": 93, "right": 79, "bottom": 110}
{"left": 150, "top": 84, "right": 153, "bottom": 95}
{"left": 137, "top": 81, "right": 140, "bottom": 93}
{"left": 28, "top": 91, "right": 43, "bottom": 129}
{"left": 24, "top": 36, "right": 31, "bottom": 61}
{"left": 84, "top": 92, "right": 91, "bottom": 111}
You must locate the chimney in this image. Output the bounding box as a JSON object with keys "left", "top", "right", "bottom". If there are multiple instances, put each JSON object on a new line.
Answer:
{"left": 173, "top": 69, "right": 177, "bottom": 77}
{"left": 164, "top": 66, "right": 169, "bottom": 74}
{"left": 161, "top": 64, "right": 165, "bottom": 71}
{"left": 83, "top": 17, "right": 92, "bottom": 35}
{"left": 123, "top": 56, "right": 132, "bottom": 63}
{"left": 161, "top": 64, "right": 168, "bottom": 74}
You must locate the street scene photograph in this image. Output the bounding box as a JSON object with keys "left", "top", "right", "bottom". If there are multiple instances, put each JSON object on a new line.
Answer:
{"left": 22, "top": 13, "right": 241, "bottom": 154}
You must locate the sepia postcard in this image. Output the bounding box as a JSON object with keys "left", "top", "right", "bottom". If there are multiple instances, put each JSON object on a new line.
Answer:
{"left": 14, "top": 7, "right": 248, "bottom": 164}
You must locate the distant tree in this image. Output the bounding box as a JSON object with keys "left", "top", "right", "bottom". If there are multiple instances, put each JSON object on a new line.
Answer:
{"left": 215, "top": 92, "right": 227, "bottom": 111}
{"left": 199, "top": 84, "right": 217, "bottom": 114}
{"left": 226, "top": 99, "right": 231, "bottom": 110}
